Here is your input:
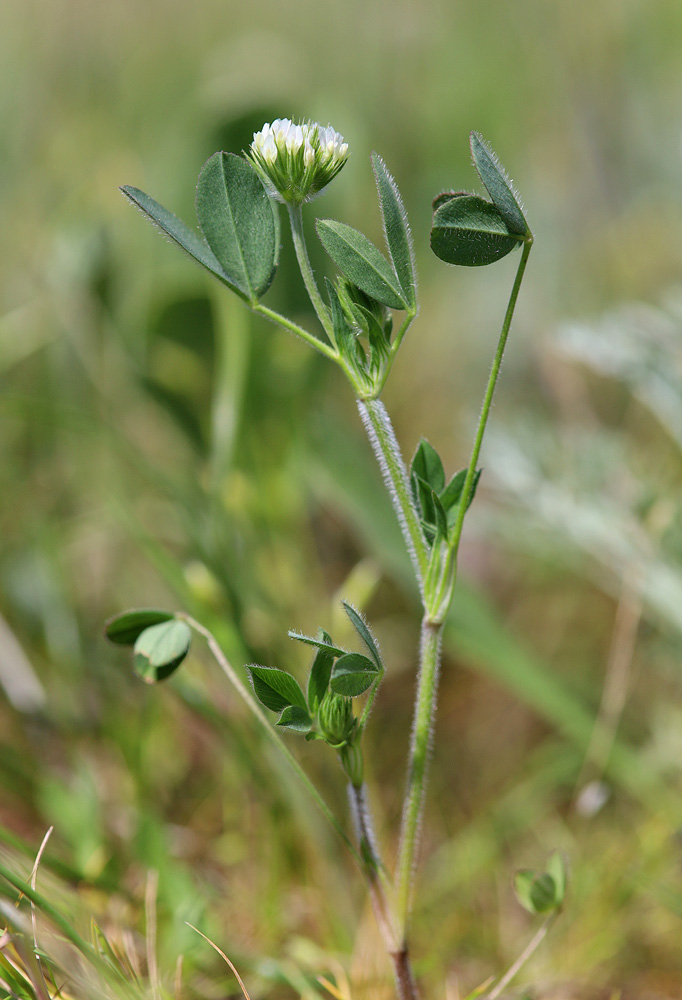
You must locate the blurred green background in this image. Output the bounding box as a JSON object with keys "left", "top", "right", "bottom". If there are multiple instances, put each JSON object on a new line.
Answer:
{"left": 2, "top": 0, "right": 682, "bottom": 996}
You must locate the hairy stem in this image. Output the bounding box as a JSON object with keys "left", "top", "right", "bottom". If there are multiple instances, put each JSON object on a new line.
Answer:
{"left": 357, "top": 398, "right": 429, "bottom": 589}
{"left": 348, "top": 782, "right": 421, "bottom": 1000}
{"left": 395, "top": 616, "right": 443, "bottom": 939}
{"left": 347, "top": 782, "right": 397, "bottom": 948}
{"left": 181, "top": 616, "right": 361, "bottom": 866}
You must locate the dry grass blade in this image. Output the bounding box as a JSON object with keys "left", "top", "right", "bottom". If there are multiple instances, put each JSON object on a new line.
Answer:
{"left": 185, "top": 922, "right": 252, "bottom": 1000}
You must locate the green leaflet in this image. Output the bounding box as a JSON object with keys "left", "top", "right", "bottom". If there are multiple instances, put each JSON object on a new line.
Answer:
{"left": 133, "top": 620, "right": 191, "bottom": 683}
{"left": 372, "top": 153, "right": 417, "bottom": 310}
{"left": 430, "top": 195, "right": 523, "bottom": 267}
{"left": 195, "top": 152, "right": 280, "bottom": 303}
{"left": 316, "top": 219, "right": 407, "bottom": 310}
{"left": 470, "top": 131, "right": 529, "bottom": 237}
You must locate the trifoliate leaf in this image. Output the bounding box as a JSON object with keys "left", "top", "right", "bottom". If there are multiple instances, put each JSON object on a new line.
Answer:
{"left": 133, "top": 620, "right": 191, "bottom": 683}
{"left": 514, "top": 869, "right": 559, "bottom": 914}
{"left": 105, "top": 609, "right": 175, "bottom": 646}
{"left": 330, "top": 653, "right": 379, "bottom": 697}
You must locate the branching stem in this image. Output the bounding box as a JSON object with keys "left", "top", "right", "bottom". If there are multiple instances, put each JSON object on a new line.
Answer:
{"left": 254, "top": 302, "right": 338, "bottom": 361}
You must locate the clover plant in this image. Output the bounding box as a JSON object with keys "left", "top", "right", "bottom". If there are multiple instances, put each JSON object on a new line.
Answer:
{"left": 107, "top": 118, "right": 564, "bottom": 1000}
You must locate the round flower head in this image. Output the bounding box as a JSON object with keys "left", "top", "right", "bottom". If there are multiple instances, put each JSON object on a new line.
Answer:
{"left": 248, "top": 118, "right": 349, "bottom": 205}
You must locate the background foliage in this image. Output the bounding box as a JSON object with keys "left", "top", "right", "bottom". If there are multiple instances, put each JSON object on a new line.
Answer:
{"left": 2, "top": 0, "right": 682, "bottom": 996}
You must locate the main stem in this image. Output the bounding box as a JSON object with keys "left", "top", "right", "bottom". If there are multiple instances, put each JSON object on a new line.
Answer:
{"left": 357, "top": 398, "right": 429, "bottom": 589}
{"left": 348, "top": 781, "right": 420, "bottom": 1000}
{"left": 395, "top": 617, "right": 442, "bottom": 937}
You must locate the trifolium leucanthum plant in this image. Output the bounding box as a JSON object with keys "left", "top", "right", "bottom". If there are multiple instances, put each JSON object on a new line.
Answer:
{"left": 107, "top": 118, "right": 565, "bottom": 1000}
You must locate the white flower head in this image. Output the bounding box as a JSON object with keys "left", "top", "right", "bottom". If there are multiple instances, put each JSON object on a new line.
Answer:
{"left": 249, "top": 118, "right": 350, "bottom": 205}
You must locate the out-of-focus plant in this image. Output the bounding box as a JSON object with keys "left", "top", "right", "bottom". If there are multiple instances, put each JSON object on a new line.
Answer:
{"left": 100, "top": 118, "right": 563, "bottom": 1000}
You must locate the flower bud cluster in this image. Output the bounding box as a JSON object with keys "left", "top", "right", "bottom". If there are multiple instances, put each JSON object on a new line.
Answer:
{"left": 249, "top": 118, "right": 349, "bottom": 206}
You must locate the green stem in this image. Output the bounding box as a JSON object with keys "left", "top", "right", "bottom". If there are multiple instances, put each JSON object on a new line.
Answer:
{"left": 347, "top": 781, "right": 397, "bottom": 948}
{"left": 395, "top": 616, "right": 443, "bottom": 938}
{"left": 373, "top": 309, "right": 417, "bottom": 397}
{"left": 486, "top": 912, "right": 556, "bottom": 1000}
{"left": 180, "top": 615, "right": 361, "bottom": 867}
{"left": 357, "top": 398, "right": 429, "bottom": 588}
{"left": 395, "top": 240, "right": 532, "bottom": 940}
{"left": 287, "top": 203, "right": 335, "bottom": 342}
{"left": 450, "top": 239, "right": 532, "bottom": 556}
{"left": 347, "top": 782, "right": 420, "bottom": 1000}
{"left": 357, "top": 672, "right": 384, "bottom": 736}
{"left": 254, "top": 303, "right": 338, "bottom": 362}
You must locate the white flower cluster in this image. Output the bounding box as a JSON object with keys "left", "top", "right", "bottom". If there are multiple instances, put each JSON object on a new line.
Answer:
{"left": 249, "top": 118, "right": 349, "bottom": 205}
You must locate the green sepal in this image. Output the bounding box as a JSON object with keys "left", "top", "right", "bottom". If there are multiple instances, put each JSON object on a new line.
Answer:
{"left": 105, "top": 608, "right": 175, "bottom": 646}
{"left": 316, "top": 219, "right": 407, "bottom": 310}
{"left": 330, "top": 653, "right": 379, "bottom": 697}
{"left": 276, "top": 705, "right": 313, "bottom": 733}
{"left": 371, "top": 152, "right": 417, "bottom": 311}
{"left": 513, "top": 869, "right": 560, "bottom": 915}
{"left": 470, "top": 132, "right": 529, "bottom": 238}
{"left": 307, "top": 637, "right": 335, "bottom": 713}
{"left": 411, "top": 438, "right": 445, "bottom": 494}
{"left": 247, "top": 665, "right": 308, "bottom": 713}
{"left": 341, "top": 601, "right": 383, "bottom": 671}
{"left": 430, "top": 195, "right": 523, "bottom": 267}
{"left": 133, "top": 620, "right": 191, "bottom": 684}
{"left": 120, "top": 186, "right": 236, "bottom": 289}
{"left": 288, "top": 630, "right": 346, "bottom": 657}
{"left": 195, "top": 152, "right": 280, "bottom": 304}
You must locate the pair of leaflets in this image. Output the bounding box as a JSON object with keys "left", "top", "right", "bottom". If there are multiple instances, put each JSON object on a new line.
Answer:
{"left": 431, "top": 132, "right": 531, "bottom": 267}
